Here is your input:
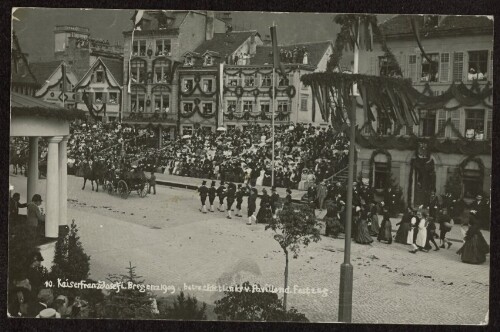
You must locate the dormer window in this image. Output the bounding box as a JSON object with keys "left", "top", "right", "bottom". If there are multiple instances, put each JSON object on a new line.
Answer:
{"left": 95, "top": 69, "right": 104, "bottom": 83}
{"left": 204, "top": 55, "right": 213, "bottom": 66}
{"left": 184, "top": 56, "right": 194, "bottom": 66}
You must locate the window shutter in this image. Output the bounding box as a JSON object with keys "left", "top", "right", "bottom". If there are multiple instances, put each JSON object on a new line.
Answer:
{"left": 452, "top": 52, "right": 464, "bottom": 82}
{"left": 486, "top": 109, "right": 492, "bottom": 139}
{"left": 440, "top": 53, "right": 450, "bottom": 82}
{"left": 75, "top": 92, "right": 82, "bottom": 103}
{"left": 408, "top": 55, "right": 417, "bottom": 82}
{"left": 102, "top": 92, "right": 108, "bottom": 103}
{"left": 400, "top": 54, "right": 407, "bottom": 77}
{"left": 450, "top": 110, "right": 461, "bottom": 138}
{"left": 437, "top": 110, "right": 446, "bottom": 137}
{"left": 462, "top": 52, "right": 468, "bottom": 82}
{"left": 416, "top": 54, "right": 422, "bottom": 82}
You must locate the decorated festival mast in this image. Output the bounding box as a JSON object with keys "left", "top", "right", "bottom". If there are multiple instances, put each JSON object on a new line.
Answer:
{"left": 301, "top": 14, "right": 419, "bottom": 322}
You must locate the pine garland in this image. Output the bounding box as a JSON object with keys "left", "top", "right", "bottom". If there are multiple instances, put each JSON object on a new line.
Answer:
{"left": 12, "top": 106, "right": 86, "bottom": 120}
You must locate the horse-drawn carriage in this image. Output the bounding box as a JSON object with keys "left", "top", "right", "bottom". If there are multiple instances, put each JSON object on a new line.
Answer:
{"left": 104, "top": 168, "right": 149, "bottom": 199}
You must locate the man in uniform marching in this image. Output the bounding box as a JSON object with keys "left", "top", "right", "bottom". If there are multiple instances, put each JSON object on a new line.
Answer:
{"left": 226, "top": 182, "right": 236, "bottom": 219}
{"left": 208, "top": 180, "right": 217, "bottom": 212}
{"left": 217, "top": 181, "right": 226, "bottom": 212}
{"left": 198, "top": 180, "right": 209, "bottom": 213}
{"left": 235, "top": 184, "right": 245, "bottom": 217}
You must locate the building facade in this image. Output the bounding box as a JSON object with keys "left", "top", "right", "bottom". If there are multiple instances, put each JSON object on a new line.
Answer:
{"left": 32, "top": 61, "right": 78, "bottom": 109}
{"left": 121, "top": 10, "right": 227, "bottom": 140}
{"left": 356, "top": 15, "right": 493, "bottom": 206}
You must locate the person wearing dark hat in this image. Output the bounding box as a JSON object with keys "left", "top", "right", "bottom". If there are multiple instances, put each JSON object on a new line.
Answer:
{"left": 208, "top": 181, "right": 217, "bottom": 212}
{"left": 456, "top": 214, "right": 489, "bottom": 264}
{"left": 27, "top": 288, "right": 54, "bottom": 318}
{"left": 217, "top": 181, "right": 226, "bottom": 212}
{"left": 256, "top": 188, "right": 271, "bottom": 224}
{"left": 27, "top": 194, "right": 45, "bottom": 237}
{"left": 270, "top": 186, "right": 280, "bottom": 218}
{"left": 235, "top": 184, "right": 245, "bottom": 217}
{"left": 247, "top": 187, "right": 258, "bottom": 225}
{"left": 147, "top": 171, "right": 156, "bottom": 195}
{"left": 284, "top": 188, "right": 292, "bottom": 208}
{"left": 225, "top": 183, "right": 236, "bottom": 219}
{"left": 26, "top": 251, "right": 44, "bottom": 297}
{"left": 198, "top": 180, "right": 209, "bottom": 213}
{"left": 469, "top": 194, "right": 489, "bottom": 230}
{"left": 9, "top": 192, "right": 28, "bottom": 222}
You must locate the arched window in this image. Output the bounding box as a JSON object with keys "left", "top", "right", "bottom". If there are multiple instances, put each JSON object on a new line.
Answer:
{"left": 152, "top": 85, "right": 170, "bottom": 113}
{"left": 153, "top": 59, "right": 171, "bottom": 83}
{"left": 462, "top": 160, "right": 483, "bottom": 198}
{"left": 130, "top": 58, "right": 147, "bottom": 84}
{"left": 373, "top": 153, "right": 390, "bottom": 190}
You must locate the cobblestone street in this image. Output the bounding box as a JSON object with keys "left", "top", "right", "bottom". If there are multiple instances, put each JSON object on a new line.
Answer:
{"left": 9, "top": 173, "right": 490, "bottom": 324}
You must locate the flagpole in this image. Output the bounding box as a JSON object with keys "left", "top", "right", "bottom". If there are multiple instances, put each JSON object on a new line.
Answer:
{"left": 62, "top": 62, "right": 66, "bottom": 109}
{"left": 271, "top": 66, "right": 275, "bottom": 187}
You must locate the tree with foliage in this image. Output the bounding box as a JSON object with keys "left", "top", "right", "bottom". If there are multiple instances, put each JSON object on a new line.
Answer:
{"left": 214, "top": 281, "right": 309, "bottom": 322}
{"left": 265, "top": 204, "right": 321, "bottom": 310}
{"left": 101, "top": 262, "right": 157, "bottom": 319}
{"left": 160, "top": 291, "right": 207, "bottom": 320}
{"left": 49, "top": 219, "right": 90, "bottom": 283}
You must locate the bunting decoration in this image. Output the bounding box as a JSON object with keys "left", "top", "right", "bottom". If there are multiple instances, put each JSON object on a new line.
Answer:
{"left": 82, "top": 90, "right": 106, "bottom": 120}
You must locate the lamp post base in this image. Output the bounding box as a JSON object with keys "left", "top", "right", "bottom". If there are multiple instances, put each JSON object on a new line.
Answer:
{"left": 338, "top": 262, "right": 353, "bottom": 322}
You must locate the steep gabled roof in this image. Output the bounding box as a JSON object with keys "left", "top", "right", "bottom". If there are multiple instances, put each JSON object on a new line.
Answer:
{"left": 252, "top": 41, "right": 333, "bottom": 68}
{"left": 30, "top": 61, "right": 63, "bottom": 86}
{"left": 193, "top": 31, "right": 258, "bottom": 59}
{"left": 101, "top": 58, "right": 124, "bottom": 85}
{"left": 379, "top": 15, "right": 493, "bottom": 37}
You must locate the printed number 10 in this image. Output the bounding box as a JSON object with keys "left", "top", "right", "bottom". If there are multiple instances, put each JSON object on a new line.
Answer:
{"left": 44, "top": 280, "right": 53, "bottom": 287}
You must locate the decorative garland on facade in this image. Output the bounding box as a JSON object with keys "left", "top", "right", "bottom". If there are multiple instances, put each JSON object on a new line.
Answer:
{"left": 179, "top": 97, "right": 216, "bottom": 119}
{"left": 12, "top": 106, "right": 86, "bottom": 120}
{"left": 223, "top": 67, "right": 294, "bottom": 76}
{"left": 179, "top": 80, "right": 219, "bottom": 98}
{"left": 223, "top": 109, "right": 291, "bottom": 121}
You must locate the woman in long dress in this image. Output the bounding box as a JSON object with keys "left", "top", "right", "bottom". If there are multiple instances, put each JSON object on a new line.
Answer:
{"left": 256, "top": 169, "right": 266, "bottom": 186}
{"left": 409, "top": 212, "right": 428, "bottom": 253}
{"left": 456, "top": 212, "right": 490, "bottom": 264}
{"left": 395, "top": 207, "right": 413, "bottom": 244}
{"left": 355, "top": 210, "right": 373, "bottom": 244}
{"left": 377, "top": 213, "right": 393, "bottom": 244}
{"left": 368, "top": 205, "right": 380, "bottom": 236}
{"left": 256, "top": 188, "right": 271, "bottom": 224}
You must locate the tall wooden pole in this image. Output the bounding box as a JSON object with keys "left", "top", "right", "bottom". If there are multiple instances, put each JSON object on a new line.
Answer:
{"left": 271, "top": 67, "right": 276, "bottom": 187}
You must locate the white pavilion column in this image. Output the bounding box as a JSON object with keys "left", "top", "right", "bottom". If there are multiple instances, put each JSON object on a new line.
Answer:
{"left": 27, "top": 136, "right": 39, "bottom": 202}
{"left": 59, "top": 135, "right": 69, "bottom": 227}
{"left": 46, "top": 136, "right": 62, "bottom": 238}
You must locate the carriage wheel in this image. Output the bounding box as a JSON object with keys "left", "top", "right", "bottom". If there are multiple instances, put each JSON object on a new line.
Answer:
{"left": 139, "top": 183, "right": 149, "bottom": 198}
{"left": 118, "top": 180, "right": 129, "bottom": 199}
{"left": 107, "top": 181, "right": 114, "bottom": 195}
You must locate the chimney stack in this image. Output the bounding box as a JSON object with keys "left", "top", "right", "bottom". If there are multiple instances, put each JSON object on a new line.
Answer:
{"left": 206, "top": 11, "right": 215, "bottom": 41}
{"left": 263, "top": 34, "right": 272, "bottom": 45}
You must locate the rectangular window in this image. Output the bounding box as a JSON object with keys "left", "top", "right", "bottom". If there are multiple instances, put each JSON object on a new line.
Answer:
{"left": 183, "top": 79, "right": 194, "bottom": 92}
{"left": 154, "top": 59, "right": 170, "bottom": 83}
{"left": 278, "top": 73, "right": 292, "bottom": 87}
{"left": 244, "top": 74, "right": 256, "bottom": 87}
{"left": 261, "top": 74, "right": 272, "bottom": 87}
{"left": 184, "top": 56, "right": 194, "bottom": 66}
{"left": 465, "top": 109, "right": 485, "bottom": 140}
{"left": 468, "top": 50, "right": 488, "bottom": 81}
{"left": 419, "top": 110, "right": 436, "bottom": 136}
{"left": 131, "top": 93, "right": 145, "bottom": 112}
{"left": 449, "top": 110, "right": 461, "bottom": 138}
{"left": 301, "top": 94, "right": 308, "bottom": 112}
{"left": 437, "top": 110, "right": 447, "bottom": 137}
{"left": 243, "top": 100, "right": 254, "bottom": 112}
{"left": 227, "top": 100, "right": 237, "bottom": 112}
{"left": 202, "top": 102, "right": 213, "bottom": 114}
{"left": 439, "top": 53, "right": 450, "bottom": 82}
{"left": 131, "top": 60, "right": 146, "bottom": 84}
{"left": 277, "top": 101, "right": 289, "bottom": 113}
{"left": 95, "top": 92, "right": 104, "bottom": 103}
{"left": 408, "top": 55, "right": 417, "bottom": 82}
{"left": 133, "top": 40, "right": 146, "bottom": 56}
{"left": 182, "top": 126, "right": 193, "bottom": 136}
{"left": 227, "top": 75, "right": 240, "bottom": 87}
{"left": 260, "top": 101, "right": 270, "bottom": 113}
{"left": 202, "top": 79, "right": 213, "bottom": 92}
{"left": 420, "top": 53, "right": 439, "bottom": 82}
{"left": 153, "top": 94, "right": 170, "bottom": 112}
{"left": 95, "top": 70, "right": 104, "bottom": 83}
{"left": 182, "top": 102, "right": 194, "bottom": 114}
{"left": 204, "top": 56, "right": 213, "bottom": 66}
{"left": 452, "top": 52, "right": 464, "bottom": 82}
{"left": 155, "top": 39, "right": 171, "bottom": 56}
{"left": 109, "top": 92, "right": 118, "bottom": 104}
{"left": 379, "top": 56, "right": 401, "bottom": 77}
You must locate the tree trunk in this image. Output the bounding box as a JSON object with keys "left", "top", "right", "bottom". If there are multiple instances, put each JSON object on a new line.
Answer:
{"left": 284, "top": 250, "right": 289, "bottom": 311}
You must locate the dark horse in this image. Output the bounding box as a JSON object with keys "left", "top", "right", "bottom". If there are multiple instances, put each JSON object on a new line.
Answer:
{"left": 10, "top": 148, "right": 28, "bottom": 175}
{"left": 81, "top": 160, "right": 107, "bottom": 192}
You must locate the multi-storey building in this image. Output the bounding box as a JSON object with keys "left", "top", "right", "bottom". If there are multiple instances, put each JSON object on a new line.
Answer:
{"left": 220, "top": 41, "right": 335, "bottom": 130}
{"left": 178, "top": 30, "right": 262, "bottom": 135}
{"left": 121, "top": 10, "right": 227, "bottom": 140}
{"left": 356, "top": 15, "right": 493, "bottom": 206}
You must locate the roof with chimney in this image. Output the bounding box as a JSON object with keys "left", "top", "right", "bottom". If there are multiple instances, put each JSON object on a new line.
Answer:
{"left": 379, "top": 15, "right": 493, "bottom": 38}
{"left": 193, "top": 31, "right": 259, "bottom": 59}
{"left": 30, "top": 61, "right": 63, "bottom": 86}
{"left": 252, "top": 40, "right": 333, "bottom": 68}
